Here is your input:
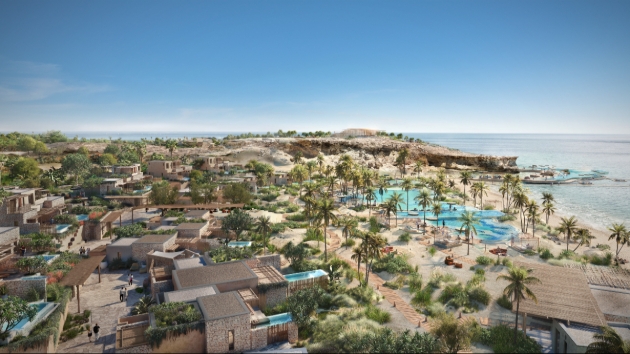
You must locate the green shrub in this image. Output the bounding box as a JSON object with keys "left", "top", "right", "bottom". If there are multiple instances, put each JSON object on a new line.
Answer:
{"left": 347, "top": 285, "right": 380, "bottom": 304}
{"left": 371, "top": 254, "right": 413, "bottom": 274}
{"left": 135, "top": 287, "right": 143, "bottom": 293}
{"left": 475, "top": 256, "right": 493, "bottom": 265}
{"left": 558, "top": 249, "right": 575, "bottom": 259}
{"left": 501, "top": 258, "right": 512, "bottom": 267}
{"left": 497, "top": 294, "right": 512, "bottom": 310}
{"left": 398, "top": 232, "right": 411, "bottom": 244}
{"left": 331, "top": 294, "right": 358, "bottom": 308}
{"left": 483, "top": 205, "right": 495, "bottom": 210}
{"left": 150, "top": 302, "right": 202, "bottom": 327}
{"left": 428, "top": 246, "right": 437, "bottom": 257}
{"left": 468, "top": 287, "right": 491, "bottom": 306}
{"left": 590, "top": 252, "right": 613, "bottom": 266}
{"left": 538, "top": 247, "right": 554, "bottom": 260}
{"left": 286, "top": 212, "right": 307, "bottom": 222}
{"left": 341, "top": 239, "right": 356, "bottom": 248}
{"left": 476, "top": 325, "right": 542, "bottom": 353}
{"left": 425, "top": 302, "right": 445, "bottom": 318}
{"left": 498, "top": 214, "right": 516, "bottom": 222}
{"left": 364, "top": 305, "right": 391, "bottom": 324}
{"left": 411, "top": 288, "right": 433, "bottom": 308}
{"left": 475, "top": 268, "right": 485, "bottom": 276}
{"left": 408, "top": 273, "right": 423, "bottom": 293}
{"left": 596, "top": 244, "right": 611, "bottom": 251}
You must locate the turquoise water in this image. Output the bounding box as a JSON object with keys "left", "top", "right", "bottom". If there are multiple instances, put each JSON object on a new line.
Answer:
{"left": 55, "top": 224, "right": 70, "bottom": 233}
{"left": 21, "top": 275, "right": 48, "bottom": 280}
{"left": 76, "top": 214, "right": 89, "bottom": 221}
{"left": 2, "top": 303, "right": 48, "bottom": 331}
{"left": 408, "top": 134, "right": 630, "bottom": 232}
{"left": 41, "top": 255, "right": 58, "bottom": 264}
{"left": 285, "top": 269, "right": 327, "bottom": 282}
{"left": 228, "top": 241, "right": 252, "bottom": 248}
{"left": 259, "top": 313, "right": 293, "bottom": 327}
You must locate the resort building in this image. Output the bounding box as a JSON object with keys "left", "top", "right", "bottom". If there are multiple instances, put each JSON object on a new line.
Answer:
{"left": 147, "top": 160, "right": 193, "bottom": 181}
{"left": 175, "top": 222, "right": 209, "bottom": 239}
{"left": 272, "top": 172, "right": 290, "bottom": 186}
{"left": 0, "top": 188, "right": 66, "bottom": 234}
{"left": 105, "top": 233, "right": 178, "bottom": 263}
{"left": 112, "top": 164, "right": 144, "bottom": 181}
{"left": 0, "top": 226, "right": 19, "bottom": 262}
{"left": 198, "top": 157, "right": 231, "bottom": 173}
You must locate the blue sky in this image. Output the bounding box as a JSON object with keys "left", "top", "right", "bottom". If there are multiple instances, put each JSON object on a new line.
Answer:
{"left": 1, "top": 0, "right": 629, "bottom": 134}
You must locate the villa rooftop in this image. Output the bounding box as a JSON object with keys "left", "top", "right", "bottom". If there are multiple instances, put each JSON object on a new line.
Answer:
{"left": 176, "top": 223, "right": 207, "bottom": 230}
{"left": 110, "top": 238, "right": 138, "bottom": 246}
{"left": 252, "top": 265, "right": 286, "bottom": 285}
{"left": 151, "top": 250, "right": 183, "bottom": 259}
{"left": 135, "top": 234, "right": 176, "bottom": 244}
{"left": 164, "top": 285, "right": 218, "bottom": 303}
{"left": 173, "top": 260, "right": 257, "bottom": 289}
{"left": 512, "top": 262, "right": 606, "bottom": 327}
{"left": 198, "top": 292, "right": 249, "bottom": 321}
{"left": 173, "top": 257, "right": 207, "bottom": 270}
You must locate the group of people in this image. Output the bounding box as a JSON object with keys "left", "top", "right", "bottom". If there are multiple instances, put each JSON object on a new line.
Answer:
{"left": 87, "top": 323, "right": 100, "bottom": 342}
{"left": 79, "top": 246, "right": 90, "bottom": 256}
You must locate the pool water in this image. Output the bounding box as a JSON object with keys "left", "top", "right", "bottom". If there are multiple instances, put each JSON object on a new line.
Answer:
{"left": 76, "top": 214, "right": 89, "bottom": 222}
{"left": 259, "top": 313, "right": 292, "bottom": 327}
{"left": 55, "top": 224, "right": 70, "bottom": 233}
{"left": 285, "top": 269, "right": 327, "bottom": 282}
{"left": 1, "top": 302, "right": 57, "bottom": 334}
{"left": 42, "top": 255, "right": 58, "bottom": 264}
{"left": 228, "top": 241, "right": 252, "bottom": 248}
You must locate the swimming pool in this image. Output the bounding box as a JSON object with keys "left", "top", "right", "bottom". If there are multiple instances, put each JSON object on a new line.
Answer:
{"left": 1, "top": 302, "right": 59, "bottom": 344}
{"left": 258, "top": 313, "right": 293, "bottom": 327}
{"left": 55, "top": 224, "right": 70, "bottom": 233}
{"left": 76, "top": 214, "right": 89, "bottom": 222}
{"left": 41, "top": 255, "right": 59, "bottom": 264}
{"left": 284, "top": 269, "right": 327, "bottom": 282}
{"left": 228, "top": 241, "right": 252, "bottom": 248}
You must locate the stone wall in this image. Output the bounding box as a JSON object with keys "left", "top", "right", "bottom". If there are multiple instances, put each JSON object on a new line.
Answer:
{"left": 177, "top": 224, "right": 208, "bottom": 238}
{"left": 288, "top": 322, "right": 298, "bottom": 344}
{"left": 82, "top": 221, "right": 104, "bottom": 241}
{"left": 4, "top": 277, "right": 47, "bottom": 300}
{"left": 20, "top": 222, "right": 41, "bottom": 235}
{"left": 260, "top": 285, "right": 287, "bottom": 309}
{"left": 131, "top": 243, "right": 165, "bottom": 262}
{"left": 250, "top": 327, "right": 267, "bottom": 350}
{"left": 0, "top": 227, "right": 19, "bottom": 246}
{"left": 151, "top": 279, "right": 173, "bottom": 300}
{"left": 43, "top": 197, "right": 64, "bottom": 208}
{"left": 205, "top": 313, "right": 250, "bottom": 353}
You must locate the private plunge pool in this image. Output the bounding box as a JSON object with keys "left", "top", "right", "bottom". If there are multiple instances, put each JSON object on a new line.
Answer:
{"left": 55, "top": 224, "right": 71, "bottom": 233}
{"left": 256, "top": 313, "right": 293, "bottom": 328}
{"left": 284, "top": 269, "right": 327, "bottom": 282}
{"left": 76, "top": 214, "right": 89, "bottom": 222}
{"left": 228, "top": 241, "right": 252, "bottom": 248}
{"left": 1, "top": 301, "right": 59, "bottom": 344}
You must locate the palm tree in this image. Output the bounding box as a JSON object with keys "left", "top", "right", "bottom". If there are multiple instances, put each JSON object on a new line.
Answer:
{"left": 291, "top": 165, "right": 308, "bottom": 196}
{"left": 499, "top": 182, "right": 508, "bottom": 211}
{"left": 414, "top": 188, "right": 432, "bottom": 227}
{"left": 459, "top": 211, "right": 480, "bottom": 256}
{"left": 316, "top": 153, "right": 325, "bottom": 172}
{"left": 586, "top": 326, "right": 630, "bottom": 353}
{"left": 131, "top": 295, "right": 156, "bottom": 315}
{"left": 526, "top": 201, "right": 539, "bottom": 235}
{"left": 364, "top": 232, "right": 386, "bottom": 284}
{"left": 413, "top": 160, "right": 424, "bottom": 179}
{"left": 559, "top": 216, "right": 579, "bottom": 252}
{"left": 470, "top": 182, "right": 480, "bottom": 207}
{"left": 340, "top": 216, "right": 358, "bottom": 249}
{"left": 542, "top": 202, "right": 556, "bottom": 225}
{"left": 477, "top": 182, "right": 489, "bottom": 209}
{"left": 608, "top": 223, "right": 629, "bottom": 260}
{"left": 497, "top": 266, "right": 541, "bottom": 345}
{"left": 542, "top": 192, "right": 555, "bottom": 206}
{"left": 573, "top": 228, "right": 595, "bottom": 252}
{"left": 305, "top": 161, "right": 317, "bottom": 180}
{"left": 381, "top": 200, "right": 398, "bottom": 228}
{"left": 294, "top": 151, "right": 303, "bottom": 165}
{"left": 395, "top": 148, "right": 409, "bottom": 175}
{"left": 351, "top": 246, "right": 364, "bottom": 275}
{"left": 254, "top": 216, "right": 273, "bottom": 255}
{"left": 513, "top": 192, "right": 529, "bottom": 232}
{"left": 364, "top": 187, "right": 377, "bottom": 217}
{"left": 401, "top": 178, "right": 414, "bottom": 212}
{"left": 458, "top": 172, "right": 472, "bottom": 195}
{"left": 387, "top": 192, "right": 405, "bottom": 226}
{"left": 377, "top": 180, "right": 388, "bottom": 203}
{"left": 165, "top": 139, "right": 178, "bottom": 158}
{"left": 432, "top": 202, "right": 442, "bottom": 243}
{"left": 314, "top": 198, "right": 338, "bottom": 262}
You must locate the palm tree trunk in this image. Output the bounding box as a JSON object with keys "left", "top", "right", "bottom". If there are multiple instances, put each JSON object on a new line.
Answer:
{"left": 514, "top": 297, "right": 520, "bottom": 345}
{"left": 566, "top": 232, "right": 570, "bottom": 252}
{"left": 323, "top": 225, "right": 328, "bottom": 262}
{"left": 467, "top": 230, "right": 470, "bottom": 256}
{"left": 406, "top": 191, "right": 409, "bottom": 212}
{"left": 463, "top": 185, "right": 466, "bottom": 206}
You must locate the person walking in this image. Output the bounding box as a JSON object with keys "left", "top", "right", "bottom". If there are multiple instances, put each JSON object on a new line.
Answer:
{"left": 87, "top": 327, "right": 93, "bottom": 342}
{"left": 119, "top": 287, "right": 125, "bottom": 302}
{"left": 93, "top": 323, "right": 100, "bottom": 341}
{"left": 123, "top": 286, "right": 128, "bottom": 301}
{"left": 128, "top": 274, "right": 133, "bottom": 286}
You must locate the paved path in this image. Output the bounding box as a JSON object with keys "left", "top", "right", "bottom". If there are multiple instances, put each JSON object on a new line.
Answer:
{"left": 57, "top": 270, "right": 149, "bottom": 353}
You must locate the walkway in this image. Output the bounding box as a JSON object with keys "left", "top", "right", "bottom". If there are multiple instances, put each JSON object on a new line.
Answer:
{"left": 57, "top": 270, "right": 149, "bottom": 353}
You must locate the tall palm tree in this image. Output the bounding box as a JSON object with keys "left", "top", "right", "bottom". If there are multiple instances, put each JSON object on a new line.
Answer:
{"left": 499, "top": 181, "right": 509, "bottom": 211}
{"left": 351, "top": 246, "right": 364, "bottom": 275}
{"left": 381, "top": 200, "right": 398, "bottom": 228}
{"left": 314, "top": 198, "right": 338, "bottom": 262}
{"left": 526, "top": 201, "right": 539, "bottom": 236}
{"left": 294, "top": 151, "right": 304, "bottom": 165}
{"left": 573, "top": 228, "right": 595, "bottom": 252}
{"left": 459, "top": 211, "right": 480, "bottom": 256}
{"left": 165, "top": 139, "right": 178, "bottom": 158}
{"left": 559, "top": 216, "right": 579, "bottom": 252}
{"left": 401, "top": 178, "right": 414, "bottom": 212}
{"left": 432, "top": 202, "right": 442, "bottom": 243}
{"left": 364, "top": 187, "right": 377, "bottom": 217}
{"left": 387, "top": 192, "right": 405, "bottom": 226}
{"left": 325, "top": 176, "right": 338, "bottom": 197}
{"left": 254, "top": 216, "right": 273, "bottom": 255}
{"left": 364, "top": 232, "right": 386, "bottom": 284}
{"left": 414, "top": 188, "right": 432, "bottom": 227}
{"left": 513, "top": 192, "right": 529, "bottom": 232}
{"left": 305, "top": 161, "right": 317, "bottom": 180}
{"left": 291, "top": 165, "right": 308, "bottom": 196}
{"left": 497, "top": 266, "right": 541, "bottom": 345}
{"left": 542, "top": 202, "right": 556, "bottom": 225}
{"left": 470, "top": 182, "right": 480, "bottom": 207}
{"left": 377, "top": 180, "right": 388, "bottom": 203}
{"left": 608, "top": 223, "right": 629, "bottom": 260}
{"left": 477, "top": 181, "right": 489, "bottom": 209}
{"left": 316, "top": 153, "right": 325, "bottom": 172}
{"left": 586, "top": 326, "right": 630, "bottom": 353}
{"left": 413, "top": 160, "right": 424, "bottom": 179}
{"left": 340, "top": 216, "right": 358, "bottom": 249}
{"left": 542, "top": 192, "right": 555, "bottom": 206}
{"left": 459, "top": 171, "right": 472, "bottom": 205}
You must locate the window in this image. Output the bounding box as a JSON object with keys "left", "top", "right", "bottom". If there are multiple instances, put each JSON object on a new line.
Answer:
{"left": 228, "top": 330, "right": 234, "bottom": 351}
{"left": 117, "top": 252, "right": 121, "bottom": 259}
{"left": 14, "top": 221, "right": 18, "bottom": 227}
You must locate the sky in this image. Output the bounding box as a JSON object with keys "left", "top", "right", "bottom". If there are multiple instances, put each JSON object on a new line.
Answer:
{"left": 0, "top": 0, "right": 629, "bottom": 135}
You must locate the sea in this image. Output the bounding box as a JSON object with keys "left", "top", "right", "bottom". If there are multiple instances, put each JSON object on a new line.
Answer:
{"left": 71, "top": 132, "right": 630, "bottom": 232}
{"left": 407, "top": 133, "right": 630, "bottom": 233}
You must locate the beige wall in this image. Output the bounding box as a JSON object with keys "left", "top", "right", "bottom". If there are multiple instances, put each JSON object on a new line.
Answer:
{"left": 205, "top": 314, "right": 250, "bottom": 354}
{"left": 153, "top": 326, "right": 206, "bottom": 353}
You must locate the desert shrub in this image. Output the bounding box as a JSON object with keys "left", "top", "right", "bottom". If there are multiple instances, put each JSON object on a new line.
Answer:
{"left": 427, "top": 269, "right": 457, "bottom": 288}
{"left": 371, "top": 254, "right": 413, "bottom": 274}
{"left": 476, "top": 324, "right": 542, "bottom": 353}
{"left": 538, "top": 247, "right": 554, "bottom": 260}
{"left": 596, "top": 244, "right": 611, "bottom": 251}
{"left": 411, "top": 287, "right": 433, "bottom": 308}
{"left": 364, "top": 305, "right": 391, "bottom": 324}
{"left": 590, "top": 252, "right": 613, "bottom": 266}
{"left": 428, "top": 246, "right": 437, "bottom": 257}
{"left": 483, "top": 205, "right": 495, "bottom": 210}
{"left": 425, "top": 302, "right": 446, "bottom": 318}
{"left": 558, "top": 250, "right": 575, "bottom": 259}
{"left": 468, "top": 287, "right": 491, "bottom": 306}
{"left": 151, "top": 302, "right": 202, "bottom": 327}
{"left": 342, "top": 239, "right": 356, "bottom": 248}
{"left": 16, "top": 256, "right": 48, "bottom": 274}
{"left": 347, "top": 284, "right": 380, "bottom": 304}
{"left": 408, "top": 273, "right": 423, "bottom": 293}
{"left": 467, "top": 273, "right": 485, "bottom": 287}
{"left": 331, "top": 294, "right": 357, "bottom": 308}
{"left": 497, "top": 294, "right": 512, "bottom": 310}
{"left": 398, "top": 232, "right": 411, "bottom": 244}
{"left": 286, "top": 212, "right": 307, "bottom": 222}
{"left": 475, "top": 256, "right": 493, "bottom": 265}
{"left": 498, "top": 214, "right": 516, "bottom": 222}
{"left": 501, "top": 258, "right": 512, "bottom": 267}
{"left": 384, "top": 275, "right": 406, "bottom": 290}
{"left": 475, "top": 268, "right": 485, "bottom": 276}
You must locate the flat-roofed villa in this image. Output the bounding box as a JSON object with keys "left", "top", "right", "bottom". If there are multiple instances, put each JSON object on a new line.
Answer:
{"left": 147, "top": 160, "right": 193, "bottom": 181}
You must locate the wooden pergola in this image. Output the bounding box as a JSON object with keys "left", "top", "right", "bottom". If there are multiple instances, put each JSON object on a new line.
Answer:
{"left": 60, "top": 255, "right": 105, "bottom": 313}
